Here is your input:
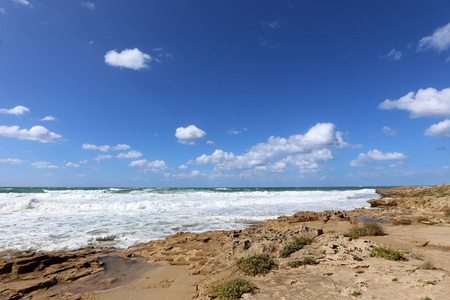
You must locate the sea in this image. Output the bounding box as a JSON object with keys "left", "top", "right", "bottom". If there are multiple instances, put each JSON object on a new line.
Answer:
{"left": 0, "top": 187, "right": 385, "bottom": 253}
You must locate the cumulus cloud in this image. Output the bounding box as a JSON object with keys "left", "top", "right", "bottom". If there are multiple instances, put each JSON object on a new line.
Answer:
{"left": 66, "top": 162, "right": 80, "bottom": 168}
{"left": 382, "top": 126, "right": 398, "bottom": 136}
{"left": 0, "top": 105, "right": 30, "bottom": 116}
{"left": 94, "top": 155, "right": 114, "bottom": 162}
{"left": 179, "top": 164, "right": 188, "bottom": 170}
{"left": 82, "top": 143, "right": 131, "bottom": 152}
{"left": 350, "top": 149, "right": 407, "bottom": 167}
{"left": 129, "top": 159, "right": 167, "bottom": 173}
{"left": 418, "top": 22, "right": 450, "bottom": 52}
{"left": 41, "top": 116, "right": 56, "bottom": 121}
{"left": 424, "top": 119, "right": 450, "bottom": 138}
{"left": 0, "top": 125, "right": 62, "bottom": 143}
{"left": 117, "top": 150, "right": 143, "bottom": 159}
{"left": 175, "top": 125, "right": 207, "bottom": 145}
{"left": 385, "top": 49, "right": 402, "bottom": 61}
{"left": 189, "top": 123, "right": 349, "bottom": 173}
{"left": 0, "top": 158, "right": 26, "bottom": 164}
{"left": 379, "top": 87, "right": 450, "bottom": 118}
{"left": 32, "top": 161, "right": 59, "bottom": 169}
{"left": 81, "top": 2, "right": 95, "bottom": 10}
{"left": 206, "top": 140, "right": 215, "bottom": 145}
{"left": 12, "top": 0, "right": 29, "bottom": 6}
{"left": 105, "top": 48, "right": 151, "bottom": 70}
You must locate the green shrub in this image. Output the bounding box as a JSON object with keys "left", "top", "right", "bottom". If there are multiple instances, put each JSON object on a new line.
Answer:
{"left": 393, "top": 219, "right": 412, "bottom": 225}
{"left": 280, "top": 237, "right": 312, "bottom": 258}
{"left": 345, "top": 223, "right": 385, "bottom": 239}
{"left": 370, "top": 246, "right": 406, "bottom": 261}
{"left": 211, "top": 278, "right": 255, "bottom": 300}
{"left": 426, "top": 280, "right": 436, "bottom": 285}
{"left": 351, "top": 291, "right": 362, "bottom": 296}
{"left": 352, "top": 255, "right": 363, "bottom": 261}
{"left": 417, "top": 217, "right": 429, "bottom": 223}
{"left": 302, "top": 256, "right": 317, "bottom": 265}
{"left": 288, "top": 260, "right": 301, "bottom": 268}
{"left": 288, "top": 257, "right": 317, "bottom": 267}
{"left": 236, "top": 253, "right": 276, "bottom": 276}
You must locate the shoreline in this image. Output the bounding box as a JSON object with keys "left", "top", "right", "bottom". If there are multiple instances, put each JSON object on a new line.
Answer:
{"left": 1, "top": 185, "right": 449, "bottom": 299}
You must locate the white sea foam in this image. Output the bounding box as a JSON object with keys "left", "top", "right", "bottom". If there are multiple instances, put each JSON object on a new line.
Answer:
{"left": 0, "top": 188, "right": 377, "bottom": 252}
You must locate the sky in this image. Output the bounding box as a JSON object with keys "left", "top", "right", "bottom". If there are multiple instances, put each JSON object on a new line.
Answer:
{"left": 0, "top": 0, "right": 449, "bottom": 187}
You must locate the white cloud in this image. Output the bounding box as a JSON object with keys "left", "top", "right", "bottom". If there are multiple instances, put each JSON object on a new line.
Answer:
{"left": 82, "top": 143, "right": 131, "bottom": 152}
{"left": 79, "top": 159, "right": 88, "bottom": 164}
{"left": 0, "top": 105, "right": 29, "bottom": 116}
{"left": 424, "top": 119, "right": 450, "bottom": 138}
{"left": 206, "top": 140, "right": 215, "bottom": 145}
{"left": 153, "top": 47, "right": 164, "bottom": 52}
{"left": 0, "top": 158, "right": 26, "bottom": 164}
{"left": 0, "top": 8, "right": 6, "bottom": 14}
{"left": 41, "top": 116, "right": 56, "bottom": 121}
{"left": 12, "top": 0, "right": 29, "bottom": 6}
{"left": 379, "top": 87, "right": 450, "bottom": 118}
{"left": 382, "top": 126, "right": 398, "bottom": 136}
{"left": 189, "top": 123, "right": 349, "bottom": 173}
{"left": 94, "top": 155, "right": 114, "bottom": 162}
{"left": 418, "top": 22, "right": 450, "bottom": 52}
{"left": 228, "top": 128, "right": 248, "bottom": 135}
{"left": 0, "top": 125, "right": 62, "bottom": 143}
{"left": 350, "top": 149, "right": 407, "bottom": 167}
{"left": 385, "top": 49, "right": 402, "bottom": 61}
{"left": 129, "top": 159, "right": 167, "bottom": 173}
{"left": 175, "top": 125, "right": 207, "bottom": 145}
{"left": 81, "top": 2, "right": 95, "bottom": 10}
{"left": 113, "top": 144, "right": 131, "bottom": 151}
{"left": 179, "top": 164, "right": 188, "bottom": 170}
{"left": 32, "top": 161, "right": 59, "bottom": 169}
{"left": 66, "top": 162, "right": 80, "bottom": 168}
{"left": 117, "top": 150, "right": 143, "bottom": 159}
{"left": 105, "top": 48, "right": 151, "bottom": 70}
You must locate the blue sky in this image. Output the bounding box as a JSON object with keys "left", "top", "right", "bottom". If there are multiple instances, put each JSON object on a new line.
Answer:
{"left": 0, "top": 0, "right": 449, "bottom": 187}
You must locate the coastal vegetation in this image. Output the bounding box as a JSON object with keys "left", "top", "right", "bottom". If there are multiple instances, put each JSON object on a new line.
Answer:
{"left": 370, "top": 246, "right": 406, "bottom": 261}
{"left": 393, "top": 219, "right": 412, "bottom": 225}
{"left": 279, "top": 237, "right": 312, "bottom": 258}
{"left": 211, "top": 278, "right": 255, "bottom": 300}
{"left": 344, "top": 223, "right": 385, "bottom": 239}
{"left": 236, "top": 253, "right": 277, "bottom": 276}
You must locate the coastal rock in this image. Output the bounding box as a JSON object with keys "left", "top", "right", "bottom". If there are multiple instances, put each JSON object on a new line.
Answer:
{"left": 369, "top": 185, "right": 450, "bottom": 211}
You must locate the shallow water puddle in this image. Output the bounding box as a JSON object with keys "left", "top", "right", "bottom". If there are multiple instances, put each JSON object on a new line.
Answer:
{"left": 357, "top": 216, "right": 392, "bottom": 223}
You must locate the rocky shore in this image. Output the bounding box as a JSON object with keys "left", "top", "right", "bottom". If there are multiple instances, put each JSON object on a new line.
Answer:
{"left": 1, "top": 185, "right": 449, "bottom": 300}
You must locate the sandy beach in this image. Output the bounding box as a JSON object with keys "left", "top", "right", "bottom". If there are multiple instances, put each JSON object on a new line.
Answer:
{"left": 1, "top": 185, "right": 449, "bottom": 300}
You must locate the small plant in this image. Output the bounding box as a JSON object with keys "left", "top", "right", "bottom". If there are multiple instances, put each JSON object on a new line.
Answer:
{"left": 280, "top": 237, "right": 312, "bottom": 258}
{"left": 426, "top": 280, "right": 436, "bottom": 285}
{"left": 236, "top": 253, "right": 276, "bottom": 276}
{"left": 392, "top": 277, "right": 398, "bottom": 282}
{"left": 371, "top": 246, "right": 406, "bottom": 261}
{"left": 288, "top": 261, "right": 301, "bottom": 268}
{"left": 323, "top": 272, "right": 333, "bottom": 276}
{"left": 211, "top": 278, "right": 255, "bottom": 300}
{"left": 417, "top": 217, "right": 429, "bottom": 223}
{"left": 421, "top": 297, "right": 432, "bottom": 300}
{"left": 345, "top": 222, "right": 385, "bottom": 239}
{"left": 353, "top": 255, "right": 363, "bottom": 261}
{"left": 393, "top": 219, "right": 412, "bottom": 225}
{"left": 302, "top": 256, "right": 317, "bottom": 265}
{"left": 351, "top": 291, "right": 362, "bottom": 296}
{"left": 356, "top": 270, "right": 365, "bottom": 274}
